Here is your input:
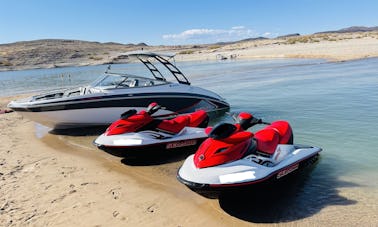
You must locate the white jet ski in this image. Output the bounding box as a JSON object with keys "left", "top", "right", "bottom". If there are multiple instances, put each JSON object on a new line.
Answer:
{"left": 94, "top": 102, "right": 209, "bottom": 157}
{"left": 177, "top": 112, "right": 322, "bottom": 198}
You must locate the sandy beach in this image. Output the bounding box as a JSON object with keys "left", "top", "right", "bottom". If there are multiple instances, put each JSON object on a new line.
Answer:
{"left": 175, "top": 32, "right": 378, "bottom": 62}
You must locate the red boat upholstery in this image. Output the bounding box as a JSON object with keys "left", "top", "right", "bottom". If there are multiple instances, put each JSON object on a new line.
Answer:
{"left": 187, "top": 110, "right": 208, "bottom": 127}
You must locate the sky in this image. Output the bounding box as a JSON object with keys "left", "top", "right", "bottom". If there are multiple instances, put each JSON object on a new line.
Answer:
{"left": 0, "top": 0, "right": 377, "bottom": 45}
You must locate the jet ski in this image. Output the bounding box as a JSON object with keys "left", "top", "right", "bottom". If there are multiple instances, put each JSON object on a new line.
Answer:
{"left": 94, "top": 102, "right": 209, "bottom": 157}
{"left": 177, "top": 112, "right": 322, "bottom": 198}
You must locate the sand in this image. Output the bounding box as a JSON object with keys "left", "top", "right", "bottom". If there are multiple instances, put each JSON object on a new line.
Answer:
{"left": 175, "top": 33, "right": 378, "bottom": 62}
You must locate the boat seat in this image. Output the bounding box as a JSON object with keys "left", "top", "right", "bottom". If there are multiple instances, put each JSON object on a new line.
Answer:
{"left": 187, "top": 110, "right": 208, "bottom": 127}
{"left": 144, "top": 80, "right": 154, "bottom": 86}
{"left": 129, "top": 79, "right": 139, "bottom": 87}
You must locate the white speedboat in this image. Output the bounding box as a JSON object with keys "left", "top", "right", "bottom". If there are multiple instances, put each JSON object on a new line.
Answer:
{"left": 8, "top": 52, "right": 229, "bottom": 129}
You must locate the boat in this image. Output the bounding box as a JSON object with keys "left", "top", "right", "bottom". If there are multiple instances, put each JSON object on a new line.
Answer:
{"left": 8, "top": 51, "right": 229, "bottom": 129}
{"left": 94, "top": 102, "right": 209, "bottom": 157}
{"left": 177, "top": 112, "right": 322, "bottom": 199}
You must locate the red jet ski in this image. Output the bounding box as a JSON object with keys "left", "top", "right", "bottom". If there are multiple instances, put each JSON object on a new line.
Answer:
{"left": 94, "top": 103, "right": 209, "bottom": 157}
{"left": 177, "top": 112, "right": 322, "bottom": 198}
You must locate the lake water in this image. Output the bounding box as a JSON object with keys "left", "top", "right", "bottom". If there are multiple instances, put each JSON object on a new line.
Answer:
{"left": 1, "top": 58, "right": 377, "bottom": 223}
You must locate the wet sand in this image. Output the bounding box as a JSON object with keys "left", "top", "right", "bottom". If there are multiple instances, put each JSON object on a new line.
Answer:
{"left": 1, "top": 94, "right": 377, "bottom": 226}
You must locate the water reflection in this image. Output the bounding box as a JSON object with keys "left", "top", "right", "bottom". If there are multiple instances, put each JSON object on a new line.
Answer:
{"left": 218, "top": 159, "right": 357, "bottom": 223}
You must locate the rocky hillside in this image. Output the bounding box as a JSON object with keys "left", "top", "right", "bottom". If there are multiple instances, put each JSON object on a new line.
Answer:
{"left": 316, "top": 26, "right": 378, "bottom": 34}
{"left": 0, "top": 39, "right": 151, "bottom": 71}
{"left": 1, "top": 26, "right": 377, "bottom": 71}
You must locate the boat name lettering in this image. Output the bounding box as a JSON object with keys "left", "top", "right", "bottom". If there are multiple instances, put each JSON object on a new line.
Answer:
{"left": 166, "top": 140, "right": 196, "bottom": 149}
{"left": 276, "top": 163, "right": 299, "bottom": 179}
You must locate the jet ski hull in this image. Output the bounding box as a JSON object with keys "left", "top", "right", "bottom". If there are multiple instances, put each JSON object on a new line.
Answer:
{"left": 95, "top": 137, "right": 207, "bottom": 157}
{"left": 177, "top": 145, "right": 321, "bottom": 199}
{"left": 94, "top": 127, "right": 208, "bottom": 157}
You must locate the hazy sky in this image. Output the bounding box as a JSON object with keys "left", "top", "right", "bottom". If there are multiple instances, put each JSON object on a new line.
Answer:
{"left": 1, "top": 0, "right": 377, "bottom": 45}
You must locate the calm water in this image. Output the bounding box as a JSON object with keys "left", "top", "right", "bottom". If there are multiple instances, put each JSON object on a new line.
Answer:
{"left": 1, "top": 58, "right": 377, "bottom": 222}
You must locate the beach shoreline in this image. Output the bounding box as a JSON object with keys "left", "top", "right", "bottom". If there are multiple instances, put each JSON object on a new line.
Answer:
{"left": 1, "top": 32, "right": 378, "bottom": 72}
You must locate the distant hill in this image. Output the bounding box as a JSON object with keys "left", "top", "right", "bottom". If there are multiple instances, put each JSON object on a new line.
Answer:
{"left": 0, "top": 39, "right": 149, "bottom": 71}
{"left": 215, "top": 37, "right": 268, "bottom": 45}
{"left": 316, "top": 26, "right": 378, "bottom": 34}
{"left": 1, "top": 25, "right": 377, "bottom": 71}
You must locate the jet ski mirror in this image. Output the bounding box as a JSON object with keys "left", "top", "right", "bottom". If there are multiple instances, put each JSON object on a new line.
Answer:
{"left": 120, "top": 109, "right": 137, "bottom": 119}
{"left": 236, "top": 112, "right": 256, "bottom": 130}
{"left": 209, "top": 123, "right": 237, "bottom": 140}
{"left": 146, "top": 102, "right": 161, "bottom": 115}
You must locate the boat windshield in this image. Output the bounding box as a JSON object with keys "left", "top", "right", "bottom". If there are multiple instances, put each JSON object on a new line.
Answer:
{"left": 90, "top": 73, "right": 168, "bottom": 89}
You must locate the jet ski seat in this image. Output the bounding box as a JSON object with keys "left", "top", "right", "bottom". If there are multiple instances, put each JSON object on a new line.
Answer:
{"left": 254, "top": 121, "right": 293, "bottom": 155}
{"left": 157, "top": 110, "right": 208, "bottom": 134}
{"left": 158, "top": 116, "right": 190, "bottom": 134}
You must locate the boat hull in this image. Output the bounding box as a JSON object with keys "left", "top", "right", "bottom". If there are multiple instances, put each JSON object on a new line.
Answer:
{"left": 7, "top": 52, "right": 230, "bottom": 129}
{"left": 9, "top": 92, "right": 229, "bottom": 129}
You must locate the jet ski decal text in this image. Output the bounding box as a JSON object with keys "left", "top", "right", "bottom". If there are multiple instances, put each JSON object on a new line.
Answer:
{"left": 166, "top": 140, "right": 197, "bottom": 149}
{"left": 276, "top": 163, "right": 299, "bottom": 179}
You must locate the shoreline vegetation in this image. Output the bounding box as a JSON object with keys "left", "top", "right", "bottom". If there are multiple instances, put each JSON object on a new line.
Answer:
{"left": 1, "top": 28, "right": 378, "bottom": 72}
